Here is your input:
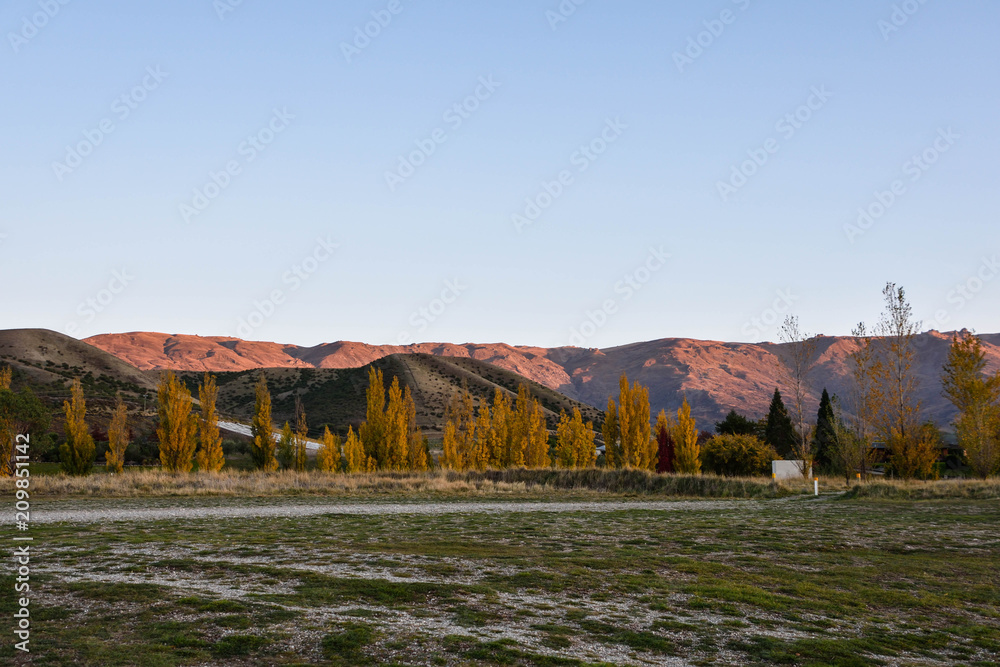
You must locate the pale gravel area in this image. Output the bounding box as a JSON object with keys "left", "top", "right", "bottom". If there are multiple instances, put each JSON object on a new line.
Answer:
{"left": 32, "top": 498, "right": 761, "bottom": 524}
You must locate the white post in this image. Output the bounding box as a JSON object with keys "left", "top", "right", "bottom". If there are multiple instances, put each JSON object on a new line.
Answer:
{"left": 814, "top": 477, "right": 819, "bottom": 496}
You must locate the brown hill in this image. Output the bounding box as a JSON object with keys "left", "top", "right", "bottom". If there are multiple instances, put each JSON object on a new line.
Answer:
{"left": 182, "top": 354, "right": 602, "bottom": 440}
{"left": 86, "top": 330, "right": 1000, "bottom": 428}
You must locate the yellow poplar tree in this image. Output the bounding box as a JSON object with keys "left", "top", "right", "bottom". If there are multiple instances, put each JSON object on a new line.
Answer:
{"left": 342, "top": 426, "right": 368, "bottom": 473}
{"left": 472, "top": 401, "right": 492, "bottom": 471}
{"left": 317, "top": 426, "right": 342, "bottom": 473}
{"left": 404, "top": 387, "right": 429, "bottom": 471}
{"left": 277, "top": 421, "right": 295, "bottom": 469}
{"left": 105, "top": 395, "right": 129, "bottom": 474}
{"left": 250, "top": 373, "right": 277, "bottom": 472}
{"left": 491, "top": 390, "right": 513, "bottom": 467}
{"left": 442, "top": 420, "right": 462, "bottom": 470}
{"left": 196, "top": 373, "right": 225, "bottom": 473}
{"left": 673, "top": 396, "right": 701, "bottom": 474}
{"left": 943, "top": 333, "right": 1000, "bottom": 478}
{"left": 442, "top": 389, "right": 476, "bottom": 470}
{"left": 384, "top": 377, "right": 409, "bottom": 471}
{"left": 0, "top": 366, "right": 10, "bottom": 390}
{"left": 360, "top": 367, "right": 387, "bottom": 467}
{"left": 556, "top": 408, "right": 596, "bottom": 468}
{"left": 294, "top": 397, "right": 308, "bottom": 472}
{"left": 60, "top": 379, "right": 95, "bottom": 475}
{"left": 525, "top": 398, "right": 551, "bottom": 468}
{"left": 157, "top": 371, "right": 198, "bottom": 473}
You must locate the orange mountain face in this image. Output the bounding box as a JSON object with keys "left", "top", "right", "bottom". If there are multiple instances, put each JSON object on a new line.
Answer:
{"left": 85, "top": 331, "right": 1000, "bottom": 427}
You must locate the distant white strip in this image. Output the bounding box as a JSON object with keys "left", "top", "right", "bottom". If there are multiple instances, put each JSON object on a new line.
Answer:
{"left": 218, "top": 420, "right": 320, "bottom": 451}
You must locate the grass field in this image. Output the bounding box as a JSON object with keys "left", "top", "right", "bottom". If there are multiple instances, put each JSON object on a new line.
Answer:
{"left": 4, "top": 487, "right": 999, "bottom": 666}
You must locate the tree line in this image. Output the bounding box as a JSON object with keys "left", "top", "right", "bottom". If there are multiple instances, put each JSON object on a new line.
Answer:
{"left": 4, "top": 281, "right": 998, "bottom": 480}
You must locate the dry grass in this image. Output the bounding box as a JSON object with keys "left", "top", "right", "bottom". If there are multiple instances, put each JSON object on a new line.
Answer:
{"left": 7, "top": 470, "right": 528, "bottom": 498}
{"left": 841, "top": 478, "right": 1000, "bottom": 500}
{"left": 6, "top": 467, "right": 996, "bottom": 500}
{"left": 8, "top": 468, "right": 786, "bottom": 499}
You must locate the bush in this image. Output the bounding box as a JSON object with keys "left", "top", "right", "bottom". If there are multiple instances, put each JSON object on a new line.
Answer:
{"left": 701, "top": 434, "right": 777, "bottom": 477}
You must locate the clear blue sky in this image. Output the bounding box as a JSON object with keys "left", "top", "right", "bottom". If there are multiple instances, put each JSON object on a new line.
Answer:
{"left": 2, "top": 0, "right": 998, "bottom": 348}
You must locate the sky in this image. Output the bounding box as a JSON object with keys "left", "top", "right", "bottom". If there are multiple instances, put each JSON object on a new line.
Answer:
{"left": 2, "top": 0, "right": 998, "bottom": 349}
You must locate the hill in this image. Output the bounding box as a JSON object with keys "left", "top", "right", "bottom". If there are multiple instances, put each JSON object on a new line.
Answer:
{"left": 87, "top": 330, "right": 1000, "bottom": 427}
{"left": 179, "top": 353, "right": 604, "bottom": 440}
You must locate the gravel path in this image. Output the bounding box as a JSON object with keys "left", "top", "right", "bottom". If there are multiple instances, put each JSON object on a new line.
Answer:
{"left": 33, "top": 499, "right": 757, "bottom": 524}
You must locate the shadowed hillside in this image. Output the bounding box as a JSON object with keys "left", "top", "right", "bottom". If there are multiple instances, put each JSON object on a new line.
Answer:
{"left": 179, "top": 354, "right": 603, "bottom": 439}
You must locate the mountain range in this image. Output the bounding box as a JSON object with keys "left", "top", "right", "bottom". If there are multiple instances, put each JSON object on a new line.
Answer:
{"left": 84, "top": 330, "right": 1000, "bottom": 429}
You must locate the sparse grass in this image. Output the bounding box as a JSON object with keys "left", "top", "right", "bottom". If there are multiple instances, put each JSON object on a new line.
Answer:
{"left": 3, "top": 468, "right": 795, "bottom": 499}
{"left": 8, "top": 467, "right": 997, "bottom": 500}
{"left": 11, "top": 492, "right": 1000, "bottom": 665}
{"left": 841, "top": 479, "right": 1000, "bottom": 499}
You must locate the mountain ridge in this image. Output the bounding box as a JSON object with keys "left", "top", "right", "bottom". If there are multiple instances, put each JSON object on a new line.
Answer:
{"left": 84, "top": 330, "right": 1000, "bottom": 427}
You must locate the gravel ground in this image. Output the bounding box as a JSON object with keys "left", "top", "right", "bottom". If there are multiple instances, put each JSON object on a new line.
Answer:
{"left": 33, "top": 498, "right": 759, "bottom": 524}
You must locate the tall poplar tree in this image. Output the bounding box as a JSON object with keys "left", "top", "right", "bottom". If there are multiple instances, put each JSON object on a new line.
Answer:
{"left": 404, "top": 387, "right": 429, "bottom": 471}
{"left": 157, "top": 371, "right": 198, "bottom": 473}
{"left": 106, "top": 395, "right": 129, "bottom": 475}
{"left": 317, "top": 426, "right": 342, "bottom": 473}
{"left": 672, "top": 397, "right": 700, "bottom": 474}
{"left": 942, "top": 333, "right": 1000, "bottom": 478}
{"left": 196, "top": 373, "right": 225, "bottom": 473}
{"left": 60, "top": 379, "right": 95, "bottom": 475}
{"left": 293, "top": 397, "right": 308, "bottom": 472}
{"left": 360, "top": 367, "right": 387, "bottom": 466}
{"left": 342, "top": 426, "right": 368, "bottom": 473}
{"left": 383, "top": 377, "right": 409, "bottom": 471}
{"left": 250, "top": 373, "right": 277, "bottom": 472}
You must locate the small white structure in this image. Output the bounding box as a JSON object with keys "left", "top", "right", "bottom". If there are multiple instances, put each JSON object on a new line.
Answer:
{"left": 771, "top": 460, "right": 811, "bottom": 480}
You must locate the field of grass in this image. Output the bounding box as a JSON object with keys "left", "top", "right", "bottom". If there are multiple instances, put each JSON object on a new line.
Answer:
{"left": 4, "top": 489, "right": 999, "bottom": 666}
